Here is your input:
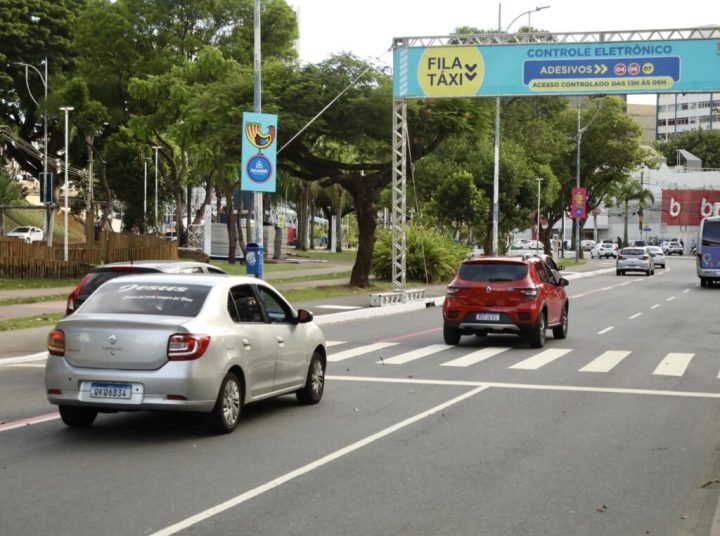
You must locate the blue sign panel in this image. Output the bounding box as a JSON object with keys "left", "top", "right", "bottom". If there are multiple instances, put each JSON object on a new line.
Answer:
{"left": 393, "top": 39, "right": 720, "bottom": 98}
{"left": 241, "top": 112, "right": 277, "bottom": 193}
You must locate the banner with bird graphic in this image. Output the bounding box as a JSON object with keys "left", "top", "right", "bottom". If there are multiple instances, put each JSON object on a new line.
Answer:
{"left": 241, "top": 112, "right": 277, "bottom": 192}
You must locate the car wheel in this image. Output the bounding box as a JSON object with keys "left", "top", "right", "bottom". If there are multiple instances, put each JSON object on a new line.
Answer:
{"left": 25, "top": 237, "right": 31, "bottom": 244}
{"left": 527, "top": 311, "right": 546, "bottom": 348}
{"left": 443, "top": 325, "right": 461, "bottom": 345}
{"left": 296, "top": 351, "right": 325, "bottom": 405}
{"left": 208, "top": 372, "right": 242, "bottom": 434}
{"left": 616, "top": 270, "right": 621, "bottom": 276}
{"left": 552, "top": 304, "right": 569, "bottom": 340}
{"left": 59, "top": 405, "right": 98, "bottom": 428}
{"left": 701, "top": 278, "right": 708, "bottom": 288}
{"left": 646, "top": 270, "right": 651, "bottom": 276}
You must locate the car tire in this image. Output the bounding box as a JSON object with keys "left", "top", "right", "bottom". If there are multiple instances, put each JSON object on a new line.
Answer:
{"left": 552, "top": 304, "right": 569, "bottom": 339}
{"left": 617, "top": 270, "right": 623, "bottom": 276}
{"left": 296, "top": 351, "right": 325, "bottom": 405}
{"left": 701, "top": 278, "right": 708, "bottom": 288}
{"left": 25, "top": 237, "right": 31, "bottom": 244}
{"left": 527, "top": 311, "right": 546, "bottom": 348}
{"left": 443, "top": 325, "right": 461, "bottom": 345}
{"left": 208, "top": 372, "right": 242, "bottom": 434}
{"left": 59, "top": 405, "right": 98, "bottom": 428}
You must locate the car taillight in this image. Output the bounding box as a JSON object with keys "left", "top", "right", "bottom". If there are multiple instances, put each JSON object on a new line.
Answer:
{"left": 515, "top": 286, "right": 538, "bottom": 298}
{"left": 66, "top": 274, "right": 91, "bottom": 315}
{"left": 640, "top": 255, "right": 649, "bottom": 260}
{"left": 618, "top": 255, "right": 625, "bottom": 260}
{"left": 167, "top": 334, "right": 211, "bottom": 360}
{"left": 446, "top": 286, "right": 459, "bottom": 297}
{"left": 48, "top": 330, "right": 65, "bottom": 356}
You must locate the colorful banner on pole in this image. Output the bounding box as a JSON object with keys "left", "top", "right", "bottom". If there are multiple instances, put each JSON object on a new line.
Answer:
{"left": 571, "top": 187, "right": 587, "bottom": 219}
{"left": 241, "top": 112, "right": 277, "bottom": 193}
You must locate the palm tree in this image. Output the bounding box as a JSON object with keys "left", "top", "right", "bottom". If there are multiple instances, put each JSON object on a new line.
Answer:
{"left": 605, "top": 178, "right": 655, "bottom": 245}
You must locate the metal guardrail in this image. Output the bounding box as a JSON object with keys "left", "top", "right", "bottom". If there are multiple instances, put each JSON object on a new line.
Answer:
{"left": 369, "top": 288, "right": 426, "bottom": 307}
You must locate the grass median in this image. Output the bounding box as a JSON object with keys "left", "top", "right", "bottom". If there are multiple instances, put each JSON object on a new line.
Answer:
{"left": 0, "top": 313, "right": 64, "bottom": 332}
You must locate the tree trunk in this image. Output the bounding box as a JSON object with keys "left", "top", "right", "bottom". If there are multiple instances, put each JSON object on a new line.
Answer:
{"left": 309, "top": 202, "right": 315, "bottom": 249}
{"left": 296, "top": 181, "right": 309, "bottom": 251}
{"left": 335, "top": 212, "right": 343, "bottom": 252}
{"left": 348, "top": 182, "right": 379, "bottom": 288}
{"left": 222, "top": 187, "right": 237, "bottom": 263}
{"left": 235, "top": 192, "right": 246, "bottom": 257}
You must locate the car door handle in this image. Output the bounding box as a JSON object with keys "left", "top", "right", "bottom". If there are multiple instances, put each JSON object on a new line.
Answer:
{"left": 242, "top": 338, "right": 251, "bottom": 349}
{"left": 276, "top": 336, "right": 285, "bottom": 346}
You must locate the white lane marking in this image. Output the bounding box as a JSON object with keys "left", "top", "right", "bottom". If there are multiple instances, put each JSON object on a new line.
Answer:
{"left": 579, "top": 351, "right": 631, "bottom": 373}
{"left": 0, "top": 352, "right": 48, "bottom": 365}
{"left": 378, "top": 344, "right": 450, "bottom": 365}
{"left": 665, "top": 296, "right": 676, "bottom": 301}
{"left": 597, "top": 327, "right": 614, "bottom": 335}
{"left": 328, "top": 342, "right": 398, "bottom": 362}
{"left": 0, "top": 412, "right": 59, "bottom": 433}
{"left": 629, "top": 313, "right": 642, "bottom": 319}
{"left": 684, "top": 288, "right": 691, "bottom": 293}
{"left": 315, "top": 305, "right": 361, "bottom": 310}
{"left": 149, "top": 384, "right": 490, "bottom": 536}
{"left": 651, "top": 304, "right": 661, "bottom": 309}
{"left": 325, "top": 341, "right": 345, "bottom": 348}
{"left": 441, "top": 346, "right": 510, "bottom": 367}
{"left": 653, "top": 353, "right": 694, "bottom": 377}
{"left": 619, "top": 282, "right": 631, "bottom": 286}
{"left": 328, "top": 375, "right": 720, "bottom": 398}
{"left": 509, "top": 348, "right": 572, "bottom": 370}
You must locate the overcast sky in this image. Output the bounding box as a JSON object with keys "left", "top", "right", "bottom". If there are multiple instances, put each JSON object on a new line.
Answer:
{"left": 290, "top": 0, "right": 718, "bottom": 104}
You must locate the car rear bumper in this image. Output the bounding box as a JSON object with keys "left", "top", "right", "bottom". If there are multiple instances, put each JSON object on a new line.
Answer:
{"left": 45, "top": 356, "right": 221, "bottom": 412}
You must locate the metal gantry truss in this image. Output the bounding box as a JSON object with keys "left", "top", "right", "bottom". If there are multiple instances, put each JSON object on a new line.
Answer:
{"left": 389, "top": 26, "right": 720, "bottom": 291}
{"left": 391, "top": 98, "right": 407, "bottom": 292}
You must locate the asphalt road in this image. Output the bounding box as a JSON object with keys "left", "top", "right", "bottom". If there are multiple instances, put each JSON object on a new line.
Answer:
{"left": 2, "top": 257, "right": 720, "bottom": 535}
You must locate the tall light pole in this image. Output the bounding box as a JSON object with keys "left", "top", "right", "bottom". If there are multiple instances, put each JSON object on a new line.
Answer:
{"left": 143, "top": 156, "right": 148, "bottom": 227}
{"left": 252, "top": 0, "right": 264, "bottom": 278}
{"left": 152, "top": 145, "right": 160, "bottom": 230}
{"left": 536, "top": 177, "right": 543, "bottom": 254}
{"left": 15, "top": 58, "right": 51, "bottom": 245}
{"left": 493, "top": 5, "right": 550, "bottom": 256}
{"left": 59, "top": 106, "right": 74, "bottom": 262}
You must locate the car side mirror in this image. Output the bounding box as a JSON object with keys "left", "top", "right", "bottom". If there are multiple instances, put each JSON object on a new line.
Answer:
{"left": 297, "top": 309, "right": 314, "bottom": 324}
{"left": 558, "top": 278, "right": 569, "bottom": 287}
{"left": 557, "top": 265, "right": 565, "bottom": 271}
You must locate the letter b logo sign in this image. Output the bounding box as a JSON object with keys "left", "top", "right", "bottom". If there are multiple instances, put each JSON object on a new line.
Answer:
{"left": 669, "top": 197, "right": 681, "bottom": 217}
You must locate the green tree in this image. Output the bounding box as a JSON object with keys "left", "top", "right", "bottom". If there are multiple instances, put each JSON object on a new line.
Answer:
{"left": 0, "top": 171, "right": 24, "bottom": 204}
{"left": 605, "top": 177, "right": 655, "bottom": 245}
{"left": 655, "top": 129, "right": 720, "bottom": 169}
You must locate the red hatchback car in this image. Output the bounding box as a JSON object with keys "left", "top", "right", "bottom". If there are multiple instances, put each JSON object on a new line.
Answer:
{"left": 443, "top": 256, "right": 569, "bottom": 348}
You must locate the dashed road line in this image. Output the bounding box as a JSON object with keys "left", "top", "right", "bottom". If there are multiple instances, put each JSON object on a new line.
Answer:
{"left": 629, "top": 313, "right": 643, "bottom": 319}
{"left": 597, "top": 327, "right": 614, "bottom": 335}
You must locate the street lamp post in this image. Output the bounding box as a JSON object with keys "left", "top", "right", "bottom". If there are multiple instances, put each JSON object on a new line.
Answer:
{"left": 143, "top": 156, "right": 148, "bottom": 228}
{"left": 152, "top": 145, "right": 161, "bottom": 230}
{"left": 536, "top": 177, "right": 543, "bottom": 254}
{"left": 59, "top": 106, "right": 74, "bottom": 262}
{"left": 493, "top": 5, "right": 550, "bottom": 256}
{"left": 15, "top": 58, "right": 51, "bottom": 245}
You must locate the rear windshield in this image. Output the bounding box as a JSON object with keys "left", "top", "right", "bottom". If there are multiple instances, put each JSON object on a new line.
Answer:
{"left": 12, "top": 227, "right": 30, "bottom": 232}
{"left": 80, "top": 267, "right": 161, "bottom": 298}
{"left": 79, "top": 281, "right": 210, "bottom": 317}
{"left": 620, "top": 248, "right": 645, "bottom": 256}
{"left": 458, "top": 262, "right": 528, "bottom": 282}
{"left": 702, "top": 220, "right": 720, "bottom": 246}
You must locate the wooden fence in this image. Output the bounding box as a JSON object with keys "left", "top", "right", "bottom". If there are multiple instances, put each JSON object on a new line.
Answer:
{"left": 0, "top": 232, "right": 178, "bottom": 279}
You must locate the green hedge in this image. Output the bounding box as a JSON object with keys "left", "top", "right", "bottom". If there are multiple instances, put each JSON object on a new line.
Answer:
{"left": 371, "top": 225, "right": 466, "bottom": 283}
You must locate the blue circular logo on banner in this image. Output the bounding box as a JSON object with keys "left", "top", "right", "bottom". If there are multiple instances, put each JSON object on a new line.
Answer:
{"left": 246, "top": 154, "right": 272, "bottom": 183}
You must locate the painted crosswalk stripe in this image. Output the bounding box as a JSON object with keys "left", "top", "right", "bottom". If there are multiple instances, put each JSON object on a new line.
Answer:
{"left": 378, "top": 344, "right": 450, "bottom": 365}
{"left": 441, "top": 347, "right": 510, "bottom": 367}
{"left": 326, "top": 341, "right": 346, "bottom": 348}
{"left": 328, "top": 342, "right": 398, "bottom": 362}
{"left": 509, "top": 348, "right": 572, "bottom": 370}
{"left": 653, "top": 353, "right": 694, "bottom": 376}
{"left": 579, "top": 351, "right": 631, "bottom": 373}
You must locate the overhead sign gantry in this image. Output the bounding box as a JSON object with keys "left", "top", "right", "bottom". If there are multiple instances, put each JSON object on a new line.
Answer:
{"left": 389, "top": 27, "right": 720, "bottom": 293}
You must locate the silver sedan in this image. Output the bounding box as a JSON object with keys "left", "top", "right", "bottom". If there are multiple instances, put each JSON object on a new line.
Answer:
{"left": 45, "top": 274, "right": 327, "bottom": 434}
{"left": 616, "top": 247, "right": 655, "bottom": 276}
{"left": 647, "top": 246, "right": 666, "bottom": 268}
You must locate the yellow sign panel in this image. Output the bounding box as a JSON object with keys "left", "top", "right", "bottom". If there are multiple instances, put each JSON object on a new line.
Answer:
{"left": 418, "top": 47, "right": 485, "bottom": 97}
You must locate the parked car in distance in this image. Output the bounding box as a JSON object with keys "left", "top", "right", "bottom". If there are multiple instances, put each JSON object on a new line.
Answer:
{"left": 590, "top": 242, "right": 617, "bottom": 258}
{"left": 665, "top": 240, "right": 684, "bottom": 255}
{"left": 443, "top": 255, "right": 569, "bottom": 349}
{"left": 581, "top": 240, "right": 597, "bottom": 251}
{"left": 46, "top": 274, "right": 326, "bottom": 433}
{"left": 65, "top": 260, "right": 228, "bottom": 316}
{"left": 646, "top": 246, "right": 666, "bottom": 268}
{"left": 617, "top": 246, "right": 655, "bottom": 276}
{"left": 6, "top": 225, "right": 44, "bottom": 243}
{"left": 630, "top": 240, "right": 647, "bottom": 247}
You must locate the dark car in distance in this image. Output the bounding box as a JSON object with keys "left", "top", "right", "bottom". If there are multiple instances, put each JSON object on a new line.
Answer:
{"left": 65, "top": 261, "right": 227, "bottom": 316}
{"left": 443, "top": 256, "right": 569, "bottom": 348}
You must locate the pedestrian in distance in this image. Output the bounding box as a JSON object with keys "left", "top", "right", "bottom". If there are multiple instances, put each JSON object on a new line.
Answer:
{"left": 617, "top": 236, "right": 623, "bottom": 249}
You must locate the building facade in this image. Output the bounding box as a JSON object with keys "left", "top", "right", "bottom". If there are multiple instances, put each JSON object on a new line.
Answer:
{"left": 656, "top": 93, "right": 720, "bottom": 140}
